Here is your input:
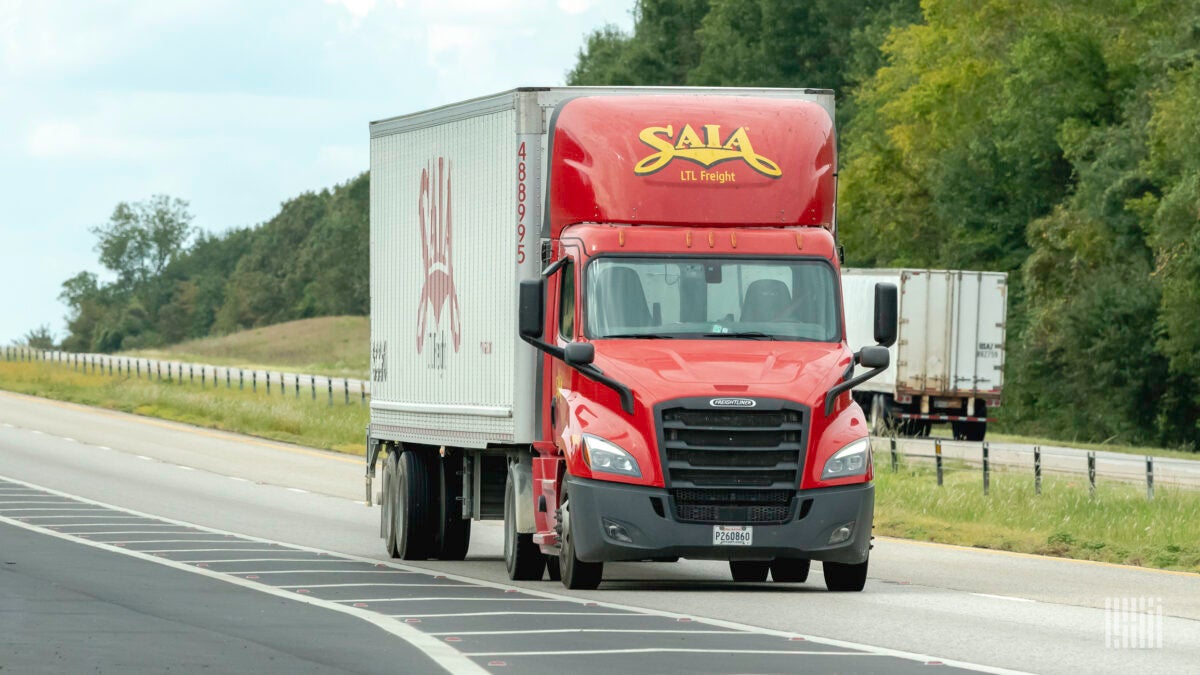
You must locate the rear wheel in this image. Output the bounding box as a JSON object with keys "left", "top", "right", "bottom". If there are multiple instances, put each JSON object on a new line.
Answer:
{"left": 729, "top": 560, "right": 770, "bottom": 582}
{"left": 393, "top": 448, "right": 437, "bottom": 560}
{"left": 558, "top": 493, "right": 603, "bottom": 590}
{"left": 382, "top": 449, "right": 399, "bottom": 558}
{"left": 504, "top": 469, "right": 546, "bottom": 580}
{"left": 770, "top": 557, "right": 811, "bottom": 583}
{"left": 435, "top": 448, "right": 471, "bottom": 560}
{"left": 823, "top": 558, "right": 869, "bottom": 592}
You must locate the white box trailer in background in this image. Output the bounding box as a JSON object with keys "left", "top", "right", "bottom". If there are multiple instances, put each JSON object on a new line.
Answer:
{"left": 842, "top": 269, "right": 1007, "bottom": 440}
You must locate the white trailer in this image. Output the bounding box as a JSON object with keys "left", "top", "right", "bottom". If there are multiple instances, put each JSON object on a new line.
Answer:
{"left": 841, "top": 269, "right": 1007, "bottom": 440}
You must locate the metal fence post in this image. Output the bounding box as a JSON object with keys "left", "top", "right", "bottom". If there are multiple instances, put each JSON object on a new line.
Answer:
{"left": 266, "top": 372, "right": 271, "bottom": 394}
{"left": 253, "top": 371, "right": 257, "bottom": 393}
{"left": 1087, "top": 451, "right": 1096, "bottom": 496}
{"left": 890, "top": 437, "right": 898, "bottom": 472}
{"left": 226, "top": 368, "right": 231, "bottom": 388}
{"left": 294, "top": 374, "right": 299, "bottom": 398}
{"left": 201, "top": 366, "right": 206, "bottom": 387}
{"left": 982, "top": 441, "right": 990, "bottom": 496}
{"left": 360, "top": 382, "right": 365, "bottom": 405}
{"left": 1034, "top": 446, "right": 1042, "bottom": 495}
{"left": 311, "top": 376, "right": 316, "bottom": 400}
{"left": 935, "top": 439, "right": 943, "bottom": 487}
{"left": 1146, "top": 456, "right": 1154, "bottom": 500}
{"left": 328, "top": 378, "right": 333, "bottom": 407}
{"left": 344, "top": 379, "right": 349, "bottom": 405}
{"left": 108, "top": 358, "right": 112, "bottom": 376}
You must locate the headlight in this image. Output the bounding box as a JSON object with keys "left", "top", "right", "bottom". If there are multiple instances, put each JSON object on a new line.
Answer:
{"left": 582, "top": 434, "right": 641, "bottom": 478}
{"left": 821, "top": 437, "right": 871, "bottom": 480}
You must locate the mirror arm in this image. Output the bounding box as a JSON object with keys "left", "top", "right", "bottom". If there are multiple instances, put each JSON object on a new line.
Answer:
{"left": 520, "top": 335, "right": 634, "bottom": 416}
{"left": 824, "top": 365, "right": 887, "bottom": 418}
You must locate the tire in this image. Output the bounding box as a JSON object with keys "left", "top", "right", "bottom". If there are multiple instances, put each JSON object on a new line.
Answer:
{"left": 869, "top": 394, "right": 891, "bottom": 437}
{"left": 729, "top": 560, "right": 770, "bottom": 582}
{"left": 961, "top": 422, "right": 986, "bottom": 442}
{"left": 435, "top": 449, "right": 471, "bottom": 561}
{"left": 770, "top": 557, "right": 811, "bottom": 583}
{"left": 558, "top": 494, "right": 603, "bottom": 590}
{"left": 823, "top": 558, "right": 869, "bottom": 592}
{"left": 393, "top": 448, "right": 437, "bottom": 560}
{"left": 504, "top": 469, "right": 546, "bottom": 580}
{"left": 383, "top": 450, "right": 399, "bottom": 558}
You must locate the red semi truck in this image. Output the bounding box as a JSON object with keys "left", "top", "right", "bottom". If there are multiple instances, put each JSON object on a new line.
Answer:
{"left": 365, "top": 87, "right": 897, "bottom": 591}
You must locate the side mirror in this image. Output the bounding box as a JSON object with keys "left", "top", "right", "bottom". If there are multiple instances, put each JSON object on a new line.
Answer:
{"left": 519, "top": 279, "right": 544, "bottom": 339}
{"left": 857, "top": 345, "right": 890, "bottom": 369}
{"left": 564, "top": 342, "right": 595, "bottom": 367}
{"left": 874, "top": 283, "right": 898, "bottom": 348}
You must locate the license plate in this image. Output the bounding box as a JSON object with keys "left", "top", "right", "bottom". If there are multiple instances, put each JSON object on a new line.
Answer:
{"left": 713, "top": 525, "right": 753, "bottom": 546}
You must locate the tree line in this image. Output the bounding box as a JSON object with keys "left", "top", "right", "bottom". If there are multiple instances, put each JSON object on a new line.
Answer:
{"left": 44, "top": 0, "right": 1200, "bottom": 448}
{"left": 56, "top": 174, "right": 367, "bottom": 353}
{"left": 567, "top": 0, "right": 1200, "bottom": 448}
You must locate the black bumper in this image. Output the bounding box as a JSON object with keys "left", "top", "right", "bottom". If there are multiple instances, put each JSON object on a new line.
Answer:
{"left": 564, "top": 476, "right": 873, "bottom": 564}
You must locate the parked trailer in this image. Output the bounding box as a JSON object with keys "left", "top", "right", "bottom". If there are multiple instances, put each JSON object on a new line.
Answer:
{"left": 365, "top": 87, "right": 898, "bottom": 591}
{"left": 842, "top": 269, "right": 1007, "bottom": 441}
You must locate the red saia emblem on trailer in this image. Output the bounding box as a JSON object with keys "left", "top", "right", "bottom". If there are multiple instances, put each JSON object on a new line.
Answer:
{"left": 416, "top": 157, "right": 461, "bottom": 355}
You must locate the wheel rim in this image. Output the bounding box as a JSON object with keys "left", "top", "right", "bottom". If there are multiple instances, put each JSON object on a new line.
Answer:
{"left": 503, "top": 485, "right": 514, "bottom": 568}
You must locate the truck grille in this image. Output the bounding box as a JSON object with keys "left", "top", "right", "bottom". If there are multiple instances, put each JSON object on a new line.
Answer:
{"left": 658, "top": 402, "right": 807, "bottom": 524}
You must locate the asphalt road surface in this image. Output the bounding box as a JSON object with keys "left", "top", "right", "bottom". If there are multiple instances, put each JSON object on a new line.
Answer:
{"left": 2, "top": 390, "right": 1197, "bottom": 674}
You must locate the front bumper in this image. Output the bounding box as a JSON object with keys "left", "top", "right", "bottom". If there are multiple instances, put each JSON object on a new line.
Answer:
{"left": 564, "top": 476, "right": 873, "bottom": 564}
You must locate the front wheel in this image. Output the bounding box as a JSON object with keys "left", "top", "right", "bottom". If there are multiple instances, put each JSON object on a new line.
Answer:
{"left": 823, "top": 558, "right": 868, "bottom": 592}
{"left": 558, "top": 496, "right": 602, "bottom": 590}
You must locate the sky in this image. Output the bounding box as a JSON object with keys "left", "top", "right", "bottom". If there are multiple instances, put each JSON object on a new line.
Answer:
{"left": 0, "top": 0, "right": 635, "bottom": 345}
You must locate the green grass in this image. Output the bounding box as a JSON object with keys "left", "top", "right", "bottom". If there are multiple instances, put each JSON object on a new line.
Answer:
{"left": 0, "top": 361, "right": 367, "bottom": 455}
{"left": 125, "top": 316, "right": 369, "bottom": 378}
{"left": 874, "top": 456, "right": 1200, "bottom": 573}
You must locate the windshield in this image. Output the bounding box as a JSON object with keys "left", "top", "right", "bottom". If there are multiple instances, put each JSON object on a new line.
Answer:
{"left": 586, "top": 257, "right": 840, "bottom": 341}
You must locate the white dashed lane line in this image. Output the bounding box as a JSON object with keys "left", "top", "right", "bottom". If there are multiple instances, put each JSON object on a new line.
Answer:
{"left": 0, "top": 474, "right": 1021, "bottom": 675}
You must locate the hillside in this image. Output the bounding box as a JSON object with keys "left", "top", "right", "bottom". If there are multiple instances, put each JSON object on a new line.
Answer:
{"left": 126, "top": 316, "right": 369, "bottom": 378}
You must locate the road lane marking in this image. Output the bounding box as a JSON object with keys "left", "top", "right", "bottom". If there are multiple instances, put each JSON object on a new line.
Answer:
{"left": 970, "top": 593, "right": 1037, "bottom": 603}
{"left": 175, "top": 558, "right": 353, "bottom": 564}
{"left": 427, "top": 629, "right": 747, "bottom": 636}
{"left": 390, "top": 612, "right": 642, "bottom": 619}
{"left": 176, "top": 466, "right": 195, "bottom": 471}
{"left": 136, "top": 455, "right": 154, "bottom": 461}
{"left": 0, "top": 486, "right": 484, "bottom": 674}
{"left": 276, "top": 583, "right": 457, "bottom": 589}
{"left": 340, "top": 597, "right": 569, "bottom": 603}
{"left": 463, "top": 648, "right": 862, "bottom": 657}
{"left": 0, "top": 473, "right": 1025, "bottom": 675}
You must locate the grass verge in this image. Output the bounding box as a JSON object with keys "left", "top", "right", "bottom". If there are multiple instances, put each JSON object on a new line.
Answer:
{"left": 0, "top": 362, "right": 367, "bottom": 455}
{"left": 3, "top": 361, "right": 1196, "bottom": 574}
{"left": 874, "top": 456, "right": 1200, "bottom": 573}
{"left": 125, "top": 316, "right": 369, "bottom": 378}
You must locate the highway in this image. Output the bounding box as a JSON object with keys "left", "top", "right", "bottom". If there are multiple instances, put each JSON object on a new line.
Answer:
{"left": 2, "top": 390, "right": 1197, "bottom": 673}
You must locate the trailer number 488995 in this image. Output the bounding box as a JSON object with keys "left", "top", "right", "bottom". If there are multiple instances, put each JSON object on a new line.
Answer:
{"left": 713, "top": 525, "right": 753, "bottom": 546}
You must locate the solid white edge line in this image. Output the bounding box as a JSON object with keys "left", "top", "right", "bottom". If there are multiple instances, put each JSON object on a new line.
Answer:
{"left": 337, "top": 597, "right": 566, "bottom": 604}
{"left": 970, "top": 593, "right": 1037, "bottom": 603}
{"left": 427, "top": 629, "right": 745, "bottom": 636}
{"left": 0, "top": 513, "right": 482, "bottom": 672}
{"left": 174, "top": 558, "right": 354, "bottom": 564}
{"left": 462, "top": 648, "right": 868, "bottom": 657}
{"left": 0, "top": 473, "right": 1027, "bottom": 675}
{"left": 389, "top": 612, "right": 640, "bottom": 618}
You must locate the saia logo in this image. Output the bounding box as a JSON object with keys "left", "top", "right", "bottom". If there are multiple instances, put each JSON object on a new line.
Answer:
{"left": 633, "top": 124, "right": 782, "bottom": 178}
{"left": 416, "top": 157, "right": 461, "bottom": 369}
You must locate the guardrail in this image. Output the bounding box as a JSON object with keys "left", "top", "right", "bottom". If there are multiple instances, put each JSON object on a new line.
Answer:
{"left": 5, "top": 345, "right": 1198, "bottom": 491}
{"left": 872, "top": 436, "right": 1200, "bottom": 495}
{"left": 1, "top": 345, "right": 370, "bottom": 406}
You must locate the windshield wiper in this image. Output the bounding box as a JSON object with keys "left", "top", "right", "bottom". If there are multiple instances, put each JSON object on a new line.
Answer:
{"left": 601, "top": 333, "right": 676, "bottom": 339}
{"left": 701, "top": 331, "right": 778, "bottom": 340}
